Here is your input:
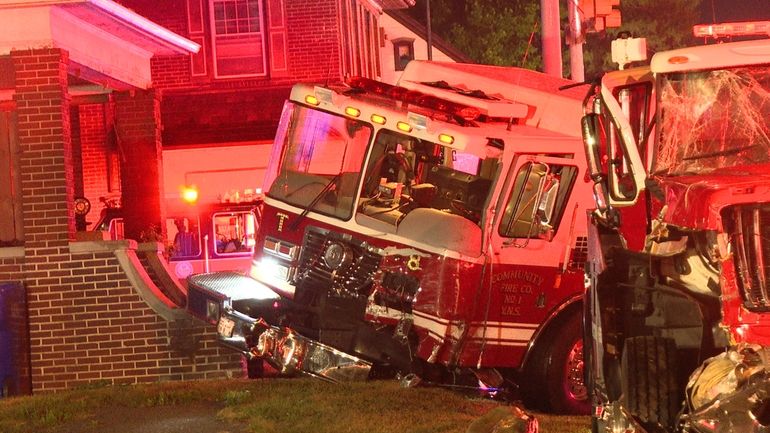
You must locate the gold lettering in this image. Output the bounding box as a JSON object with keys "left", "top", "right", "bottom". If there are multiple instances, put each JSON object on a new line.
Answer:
{"left": 501, "top": 305, "right": 521, "bottom": 316}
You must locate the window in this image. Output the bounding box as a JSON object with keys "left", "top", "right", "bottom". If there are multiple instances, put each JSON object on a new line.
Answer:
{"left": 339, "top": 0, "right": 382, "bottom": 78}
{"left": 606, "top": 82, "right": 653, "bottom": 201}
{"left": 187, "top": 0, "right": 287, "bottom": 79}
{"left": 209, "top": 0, "right": 266, "bottom": 77}
{"left": 213, "top": 210, "right": 257, "bottom": 255}
{"left": 392, "top": 38, "right": 414, "bottom": 71}
{"left": 499, "top": 162, "right": 577, "bottom": 240}
{"left": 167, "top": 217, "right": 201, "bottom": 259}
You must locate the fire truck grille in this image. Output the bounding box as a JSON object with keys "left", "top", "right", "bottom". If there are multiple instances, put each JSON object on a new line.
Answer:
{"left": 296, "top": 227, "right": 382, "bottom": 300}
{"left": 729, "top": 205, "right": 770, "bottom": 311}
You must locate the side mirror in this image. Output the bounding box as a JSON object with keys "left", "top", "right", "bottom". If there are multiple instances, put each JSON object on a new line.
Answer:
{"left": 581, "top": 113, "right": 604, "bottom": 182}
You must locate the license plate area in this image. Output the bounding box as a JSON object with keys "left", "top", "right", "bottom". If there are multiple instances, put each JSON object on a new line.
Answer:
{"left": 217, "top": 316, "right": 235, "bottom": 338}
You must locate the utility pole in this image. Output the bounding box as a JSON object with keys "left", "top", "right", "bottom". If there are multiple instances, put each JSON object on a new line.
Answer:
{"left": 426, "top": 0, "right": 433, "bottom": 60}
{"left": 540, "top": 0, "right": 562, "bottom": 77}
{"left": 567, "top": 0, "right": 585, "bottom": 81}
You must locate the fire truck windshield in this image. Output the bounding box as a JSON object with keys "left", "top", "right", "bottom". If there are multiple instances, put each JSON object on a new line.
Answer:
{"left": 654, "top": 65, "right": 770, "bottom": 175}
{"left": 356, "top": 128, "right": 496, "bottom": 252}
{"left": 265, "top": 103, "right": 372, "bottom": 220}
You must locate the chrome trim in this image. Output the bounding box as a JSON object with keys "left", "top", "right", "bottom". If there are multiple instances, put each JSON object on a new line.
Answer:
{"left": 263, "top": 237, "right": 299, "bottom": 261}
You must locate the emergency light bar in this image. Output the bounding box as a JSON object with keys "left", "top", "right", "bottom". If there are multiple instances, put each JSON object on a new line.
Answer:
{"left": 694, "top": 21, "right": 770, "bottom": 38}
{"left": 347, "top": 76, "right": 481, "bottom": 122}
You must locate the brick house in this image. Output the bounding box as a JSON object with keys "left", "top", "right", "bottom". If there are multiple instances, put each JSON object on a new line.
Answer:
{"left": 0, "top": 0, "right": 416, "bottom": 395}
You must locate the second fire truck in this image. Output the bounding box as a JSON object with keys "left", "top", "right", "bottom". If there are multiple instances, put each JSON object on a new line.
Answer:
{"left": 582, "top": 23, "right": 770, "bottom": 433}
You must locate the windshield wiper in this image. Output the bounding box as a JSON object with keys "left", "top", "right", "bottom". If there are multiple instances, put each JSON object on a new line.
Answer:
{"left": 682, "top": 144, "right": 758, "bottom": 161}
{"left": 288, "top": 173, "right": 341, "bottom": 232}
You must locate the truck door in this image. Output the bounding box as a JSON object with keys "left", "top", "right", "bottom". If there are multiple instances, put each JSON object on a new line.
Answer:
{"left": 486, "top": 155, "right": 591, "bottom": 327}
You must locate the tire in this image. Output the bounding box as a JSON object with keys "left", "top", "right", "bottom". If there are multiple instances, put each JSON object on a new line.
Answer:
{"left": 621, "top": 336, "right": 680, "bottom": 431}
{"left": 523, "top": 311, "right": 590, "bottom": 415}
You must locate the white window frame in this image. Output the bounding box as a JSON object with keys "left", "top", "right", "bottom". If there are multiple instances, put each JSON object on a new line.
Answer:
{"left": 208, "top": 0, "right": 268, "bottom": 79}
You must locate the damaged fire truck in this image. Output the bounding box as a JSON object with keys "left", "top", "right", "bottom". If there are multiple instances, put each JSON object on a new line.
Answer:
{"left": 187, "top": 61, "right": 595, "bottom": 414}
{"left": 582, "top": 23, "right": 770, "bottom": 433}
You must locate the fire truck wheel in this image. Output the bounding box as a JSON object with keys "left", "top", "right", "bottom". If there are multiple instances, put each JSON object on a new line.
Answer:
{"left": 621, "top": 336, "right": 680, "bottom": 431}
{"left": 523, "top": 311, "right": 590, "bottom": 415}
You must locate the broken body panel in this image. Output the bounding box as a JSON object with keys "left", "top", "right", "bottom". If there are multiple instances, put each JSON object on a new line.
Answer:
{"left": 188, "top": 61, "right": 594, "bottom": 414}
{"left": 582, "top": 32, "right": 770, "bottom": 433}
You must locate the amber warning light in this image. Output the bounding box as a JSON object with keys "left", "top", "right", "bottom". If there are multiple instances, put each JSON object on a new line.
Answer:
{"left": 693, "top": 21, "right": 770, "bottom": 38}
{"left": 181, "top": 185, "right": 199, "bottom": 204}
{"left": 346, "top": 76, "right": 481, "bottom": 121}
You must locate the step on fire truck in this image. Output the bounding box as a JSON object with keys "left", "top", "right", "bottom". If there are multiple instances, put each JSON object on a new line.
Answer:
{"left": 581, "top": 23, "right": 770, "bottom": 433}
{"left": 187, "top": 61, "right": 594, "bottom": 414}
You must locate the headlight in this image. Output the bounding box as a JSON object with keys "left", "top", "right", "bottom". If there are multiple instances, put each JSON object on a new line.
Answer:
{"left": 278, "top": 334, "right": 306, "bottom": 373}
{"left": 251, "top": 257, "right": 293, "bottom": 282}
{"left": 253, "top": 329, "right": 276, "bottom": 357}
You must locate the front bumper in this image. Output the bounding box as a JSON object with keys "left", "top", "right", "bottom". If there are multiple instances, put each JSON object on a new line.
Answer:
{"left": 187, "top": 272, "right": 371, "bottom": 382}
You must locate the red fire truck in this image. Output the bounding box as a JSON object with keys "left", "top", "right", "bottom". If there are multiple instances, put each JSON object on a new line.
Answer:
{"left": 581, "top": 24, "right": 770, "bottom": 432}
{"left": 187, "top": 61, "right": 594, "bottom": 413}
{"left": 89, "top": 142, "right": 268, "bottom": 282}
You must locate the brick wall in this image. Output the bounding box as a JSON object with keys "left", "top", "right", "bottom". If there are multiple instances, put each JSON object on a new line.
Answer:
{"left": 285, "top": 0, "right": 342, "bottom": 82}
{"left": 78, "top": 103, "right": 113, "bottom": 226}
{"left": 38, "top": 241, "right": 241, "bottom": 391}
{"left": 124, "top": 0, "right": 345, "bottom": 93}
{"left": 4, "top": 48, "right": 243, "bottom": 394}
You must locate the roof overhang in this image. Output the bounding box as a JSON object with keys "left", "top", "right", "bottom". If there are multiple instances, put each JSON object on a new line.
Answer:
{"left": 0, "top": 0, "right": 199, "bottom": 90}
{"left": 379, "top": 0, "right": 415, "bottom": 9}
{"left": 366, "top": 0, "right": 414, "bottom": 11}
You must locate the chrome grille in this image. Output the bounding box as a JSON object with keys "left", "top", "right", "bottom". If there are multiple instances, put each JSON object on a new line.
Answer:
{"left": 296, "top": 227, "right": 382, "bottom": 299}
{"left": 729, "top": 205, "right": 770, "bottom": 311}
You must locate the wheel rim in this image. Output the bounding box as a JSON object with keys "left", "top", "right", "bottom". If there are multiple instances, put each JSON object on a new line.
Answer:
{"left": 565, "top": 339, "right": 587, "bottom": 402}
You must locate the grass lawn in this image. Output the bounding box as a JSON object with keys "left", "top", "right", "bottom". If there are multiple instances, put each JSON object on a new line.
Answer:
{"left": 0, "top": 378, "right": 591, "bottom": 433}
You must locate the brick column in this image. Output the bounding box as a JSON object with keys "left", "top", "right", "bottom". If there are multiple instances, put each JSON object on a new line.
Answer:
{"left": 114, "top": 90, "right": 166, "bottom": 241}
{"left": 12, "top": 48, "right": 74, "bottom": 244}
{"left": 11, "top": 47, "right": 74, "bottom": 392}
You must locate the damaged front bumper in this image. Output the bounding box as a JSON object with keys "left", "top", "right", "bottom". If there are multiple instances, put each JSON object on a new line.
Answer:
{"left": 187, "top": 272, "right": 372, "bottom": 382}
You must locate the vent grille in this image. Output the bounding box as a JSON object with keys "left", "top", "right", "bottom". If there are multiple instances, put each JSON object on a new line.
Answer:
{"left": 296, "top": 227, "right": 382, "bottom": 300}
{"left": 729, "top": 205, "right": 770, "bottom": 311}
{"left": 568, "top": 236, "right": 589, "bottom": 271}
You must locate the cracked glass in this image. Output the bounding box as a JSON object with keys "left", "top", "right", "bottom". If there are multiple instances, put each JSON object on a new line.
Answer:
{"left": 655, "top": 66, "right": 770, "bottom": 176}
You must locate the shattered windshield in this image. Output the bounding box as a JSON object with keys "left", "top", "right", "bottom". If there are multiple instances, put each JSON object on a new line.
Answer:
{"left": 265, "top": 103, "right": 371, "bottom": 220}
{"left": 654, "top": 66, "right": 770, "bottom": 175}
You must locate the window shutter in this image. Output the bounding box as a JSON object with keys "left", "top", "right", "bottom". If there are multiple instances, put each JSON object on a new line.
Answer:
{"left": 267, "top": 0, "right": 287, "bottom": 76}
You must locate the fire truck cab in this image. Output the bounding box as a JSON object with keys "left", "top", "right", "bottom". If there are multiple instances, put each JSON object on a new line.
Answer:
{"left": 188, "top": 61, "right": 594, "bottom": 414}
{"left": 582, "top": 24, "right": 770, "bottom": 433}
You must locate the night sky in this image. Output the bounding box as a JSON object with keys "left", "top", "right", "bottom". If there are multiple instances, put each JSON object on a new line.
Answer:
{"left": 703, "top": 0, "right": 770, "bottom": 21}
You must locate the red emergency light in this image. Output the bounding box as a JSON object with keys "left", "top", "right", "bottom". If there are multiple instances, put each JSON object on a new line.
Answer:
{"left": 693, "top": 21, "right": 770, "bottom": 38}
{"left": 346, "top": 76, "right": 481, "bottom": 122}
